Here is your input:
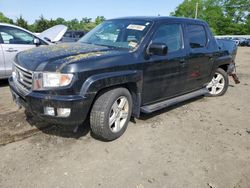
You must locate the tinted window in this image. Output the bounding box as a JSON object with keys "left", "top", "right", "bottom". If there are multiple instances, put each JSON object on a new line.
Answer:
{"left": 152, "top": 24, "right": 183, "bottom": 52}
{"left": 74, "top": 31, "right": 84, "bottom": 38}
{"left": 187, "top": 24, "right": 207, "bottom": 48}
{"left": 0, "top": 26, "right": 35, "bottom": 45}
{"left": 64, "top": 31, "right": 72, "bottom": 38}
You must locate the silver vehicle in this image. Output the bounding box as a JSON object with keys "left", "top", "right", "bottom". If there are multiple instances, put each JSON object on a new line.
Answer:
{"left": 0, "top": 23, "right": 67, "bottom": 79}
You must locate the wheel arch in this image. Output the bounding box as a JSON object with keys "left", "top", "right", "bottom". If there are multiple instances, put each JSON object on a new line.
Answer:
{"left": 80, "top": 70, "right": 143, "bottom": 118}
{"left": 218, "top": 64, "right": 229, "bottom": 72}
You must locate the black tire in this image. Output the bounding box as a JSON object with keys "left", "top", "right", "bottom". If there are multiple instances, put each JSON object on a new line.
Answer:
{"left": 207, "top": 68, "right": 229, "bottom": 97}
{"left": 90, "top": 88, "right": 132, "bottom": 141}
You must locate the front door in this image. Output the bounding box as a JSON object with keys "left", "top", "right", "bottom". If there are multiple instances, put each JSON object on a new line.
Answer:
{"left": 142, "top": 22, "right": 187, "bottom": 105}
{"left": 0, "top": 26, "right": 37, "bottom": 77}
{"left": 0, "top": 43, "right": 5, "bottom": 78}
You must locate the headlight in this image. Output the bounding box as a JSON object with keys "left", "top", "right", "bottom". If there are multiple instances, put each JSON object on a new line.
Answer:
{"left": 33, "top": 72, "right": 74, "bottom": 90}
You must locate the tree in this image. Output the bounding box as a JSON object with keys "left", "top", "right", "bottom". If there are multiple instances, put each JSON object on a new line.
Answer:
{"left": 15, "top": 15, "right": 28, "bottom": 29}
{"left": 223, "top": 0, "right": 250, "bottom": 23}
{"left": 171, "top": 0, "right": 250, "bottom": 35}
{"left": 67, "top": 19, "right": 80, "bottom": 30}
{"left": 222, "top": 0, "right": 250, "bottom": 34}
{"left": 95, "top": 16, "right": 106, "bottom": 25}
{"left": 54, "top": 18, "right": 66, "bottom": 25}
{"left": 80, "top": 17, "right": 96, "bottom": 31}
{"left": 0, "top": 12, "right": 14, "bottom": 24}
{"left": 246, "top": 14, "right": 250, "bottom": 34}
{"left": 0, "top": 13, "right": 105, "bottom": 33}
{"left": 83, "top": 22, "right": 96, "bottom": 31}
{"left": 34, "top": 15, "right": 50, "bottom": 32}
{"left": 171, "top": 0, "right": 204, "bottom": 19}
{"left": 81, "top": 17, "right": 92, "bottom": 24}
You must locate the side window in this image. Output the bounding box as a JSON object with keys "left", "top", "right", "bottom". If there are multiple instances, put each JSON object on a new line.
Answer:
{"left": 64, "top": 31, "right": 72, "bottom": 38}
{"left": 187, "top": 24, "right": 207, "bottom": 48}
{"left": 77, "top": 32, "right": 85, "bottom": 38}
{"left": 0, "top": 26, "right": 34, "bottom": 45}
{"left": 0, "top": 32, "right": 14, "bottom": 44}
{"left": 152, "top": 23, "right": 183, "bottom": 53}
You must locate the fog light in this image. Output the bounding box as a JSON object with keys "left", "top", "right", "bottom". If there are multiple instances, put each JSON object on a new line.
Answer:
{"left": 57, "top": 108, "right": 71, "bottom": 117}
{"left": 44, "top": 107, "right": 55, "bottom": 116}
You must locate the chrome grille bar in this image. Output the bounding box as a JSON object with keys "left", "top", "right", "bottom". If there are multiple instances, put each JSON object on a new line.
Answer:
{"left": 14, "top": 64, "right": 33, "bottom": 92}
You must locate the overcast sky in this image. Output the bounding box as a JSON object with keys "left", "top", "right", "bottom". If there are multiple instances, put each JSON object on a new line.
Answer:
{"left": 1, "top": 0, "right": 183, "bottom": 23}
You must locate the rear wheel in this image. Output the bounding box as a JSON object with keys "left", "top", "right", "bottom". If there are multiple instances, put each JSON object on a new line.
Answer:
{"left": 207, "top": 68, "right": 229, "bottom": 96}
{"left": 90, "top": 88, "right": 132, "bottom": 141}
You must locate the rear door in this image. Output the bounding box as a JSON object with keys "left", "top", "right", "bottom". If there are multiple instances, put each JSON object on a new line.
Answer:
{"left": 0, "top": 26, "right": 39, "bottom": 77}
{"left": 184, "top": 24, "right": 213, "bottom": 91}
{"left": 142, "top": 22, "right": 188, "bottom": 104}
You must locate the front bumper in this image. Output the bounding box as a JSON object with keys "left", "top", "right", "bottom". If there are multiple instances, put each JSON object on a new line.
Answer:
{"left": 9, "top": 76, "right": 93, "bottom": 126}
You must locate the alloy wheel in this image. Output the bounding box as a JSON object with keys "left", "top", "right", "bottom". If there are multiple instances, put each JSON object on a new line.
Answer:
{"left": 207, "top": 72, "right": 225, "bottom": 95}
{"left": 108, "top": 96, "right": 129, "bottom": 133}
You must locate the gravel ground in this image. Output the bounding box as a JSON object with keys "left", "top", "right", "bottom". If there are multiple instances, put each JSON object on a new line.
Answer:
{"left": 0, "top": 47, "right": 249, "bottom": 188}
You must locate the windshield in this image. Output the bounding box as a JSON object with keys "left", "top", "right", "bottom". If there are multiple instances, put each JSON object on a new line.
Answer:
{"left": 79, "top": 19, "right": 152, "bottom": 49}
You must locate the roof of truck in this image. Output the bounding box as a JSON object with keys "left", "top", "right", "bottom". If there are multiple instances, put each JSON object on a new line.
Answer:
{"left": 109, "top": 16, "right": 206, "bottom": 24}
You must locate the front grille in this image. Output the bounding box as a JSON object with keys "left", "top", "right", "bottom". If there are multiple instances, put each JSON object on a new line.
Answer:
{"left": 14, "top": 64, "right": 33, "bottom": 92}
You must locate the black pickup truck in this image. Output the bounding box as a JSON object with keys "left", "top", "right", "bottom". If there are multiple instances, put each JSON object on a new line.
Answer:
{"left": 9, "top": 17, "right": 238, "bottom": 141}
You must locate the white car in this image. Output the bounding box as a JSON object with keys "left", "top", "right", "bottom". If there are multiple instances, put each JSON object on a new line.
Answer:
{"left": 0, "top": 23, "right": 67, "bottom": 79}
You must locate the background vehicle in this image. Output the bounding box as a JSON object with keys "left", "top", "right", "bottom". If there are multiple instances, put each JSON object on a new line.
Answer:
{"left": 9, "top": 17, "right": 238, "bottom": 141}
{"left": 240, "top": 38, "right": 250, "bottom": 46}
{"left": 238, "top": 38, "right": 246, "bottom": 46}
{"left": 246, "top": 39, "right": 250, "bottom": 46}
{"left": 0, "top": 23, "right": 67, "bottom": 79}
{"left": 231, "top": 37, "right": 240, "bottom": 46}
{"left": 60, "top": 30, "right": 85, "bottom": 42}
{"left": 215, "top": 36, "right": 250, "bottom": 46}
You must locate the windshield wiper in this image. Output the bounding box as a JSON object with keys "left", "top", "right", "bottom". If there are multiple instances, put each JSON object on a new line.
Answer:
{"left": 80, "top": 41, "right": 94, "bottom": 45}
{"left": 80, "top": 42, "right": 129, "bottom": 50}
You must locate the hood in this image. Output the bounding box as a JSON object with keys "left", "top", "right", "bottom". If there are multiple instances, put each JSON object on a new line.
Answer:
{"left": 16, "top": 43, "right": 126, "bottom": 71}
{"left": 38, "top": 25, "right": 67, "bottom": 43}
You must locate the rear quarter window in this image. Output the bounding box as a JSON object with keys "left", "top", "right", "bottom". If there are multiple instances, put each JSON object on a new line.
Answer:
{"left": 187, "top": 24, "right": 207, "bottom": 48}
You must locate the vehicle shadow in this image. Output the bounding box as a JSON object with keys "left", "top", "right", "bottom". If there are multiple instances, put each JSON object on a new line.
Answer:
{"left": 25, "top": 111, "right": 90, "bottom": 139}
{"left": 0, "top": 79, "right": 9, "bottom": 87}
{"left": 25, "top": 96, "right": 205, "bottom": 141}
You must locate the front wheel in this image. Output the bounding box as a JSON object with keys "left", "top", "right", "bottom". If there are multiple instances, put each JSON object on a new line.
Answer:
{"left": 206, "top": 68, "right": 229, "bottom": 96}
{"left": 90, "top": 88, "right": 132, "bottom": 141}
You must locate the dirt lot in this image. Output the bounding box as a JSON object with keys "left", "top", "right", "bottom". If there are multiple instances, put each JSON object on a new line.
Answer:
{"left": 0, "top": 47, "right": 250, "bottom": 188}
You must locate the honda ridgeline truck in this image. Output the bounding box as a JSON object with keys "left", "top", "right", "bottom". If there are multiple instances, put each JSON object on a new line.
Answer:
{"left": 9, "top": 17, "right": 238, "bottom": 141}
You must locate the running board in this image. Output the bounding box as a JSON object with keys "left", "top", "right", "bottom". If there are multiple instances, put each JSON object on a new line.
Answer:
{"left": 140, "top": 88, "right": 209, "bottom": 113}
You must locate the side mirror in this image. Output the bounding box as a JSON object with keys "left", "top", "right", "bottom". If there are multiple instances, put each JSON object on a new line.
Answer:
{"left": 33, "top": 38, "right": 41, "bottom": 46}
{"left": 148, "top": 43, "right": 168, "bottom": 56}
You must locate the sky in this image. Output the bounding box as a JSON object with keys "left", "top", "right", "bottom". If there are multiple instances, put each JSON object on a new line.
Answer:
{"left": 0, "top": 0, "right": 183, "bottom": 23}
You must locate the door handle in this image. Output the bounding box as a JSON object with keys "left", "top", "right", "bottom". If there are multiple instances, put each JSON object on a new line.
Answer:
{"left": 179, "top": 59, "right": 186, "bottom": 64}
{"left": 207, "top": 54, "right": 214, "bottom": 60}
{"left": 6, "top": 48, "right": 18, "bottom": 52}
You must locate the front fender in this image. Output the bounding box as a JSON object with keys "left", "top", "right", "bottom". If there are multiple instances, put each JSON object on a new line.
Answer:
{"left": 80, "top": 70, "right": 143, "bottom": 96}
